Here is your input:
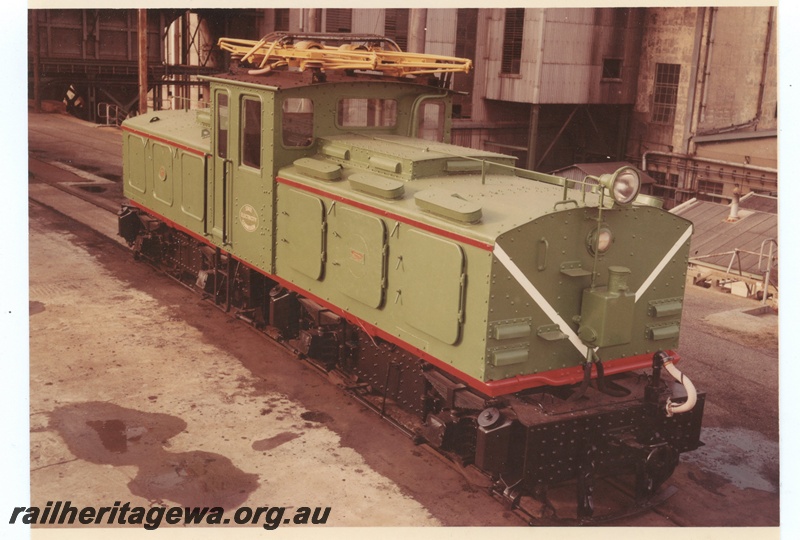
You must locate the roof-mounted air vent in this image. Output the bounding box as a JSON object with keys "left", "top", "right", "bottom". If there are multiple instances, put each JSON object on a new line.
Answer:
{"left": 293, "top": 157, "right": 342, "bottom": 181}
{"left": 414, "top": 188, "right": 482, "bottom": 223}
{"left": 349, "top": 173, "right": 405, "bottom": 199}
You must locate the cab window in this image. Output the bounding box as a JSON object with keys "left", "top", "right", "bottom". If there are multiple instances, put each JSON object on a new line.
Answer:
{"left": 241, "top": 96, "right": 262, "bottom": 169}
{"left": 337, "top": 98, "right": 397, "bottom": 128}
{"left": 417, "top": 100, "right": 446, "bottom": 142}
{"left": 216, "top": 92, "right": 229, "bottom": 158}
{"left": 282, "top": 98, "right": 314, "bottom": 147}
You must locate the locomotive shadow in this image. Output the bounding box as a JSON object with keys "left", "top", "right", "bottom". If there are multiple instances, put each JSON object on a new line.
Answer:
{"left": 49, "top": 401, "right": 259, "bottom": 509}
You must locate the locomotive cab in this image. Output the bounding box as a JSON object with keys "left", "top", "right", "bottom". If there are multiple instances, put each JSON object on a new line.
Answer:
{"left": 121, "top": 66, "right": 459, "bottom": 274}
{"left": 209, "top": 70, "right": 459, "bottom": 270}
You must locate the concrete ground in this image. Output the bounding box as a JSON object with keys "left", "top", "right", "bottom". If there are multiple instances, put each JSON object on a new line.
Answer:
{"left": 27, "top": 198, "right": 443, "bottom": 527}
{"left": 16, "top": 111, "right": 784, "bottom": 536}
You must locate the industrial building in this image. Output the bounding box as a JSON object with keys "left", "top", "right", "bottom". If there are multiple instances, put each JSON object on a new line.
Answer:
{"left": 28, "top": 6, "right": 777, "bottom": 206}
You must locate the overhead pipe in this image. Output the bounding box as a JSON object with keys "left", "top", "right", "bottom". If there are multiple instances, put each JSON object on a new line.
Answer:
{"left": 755, "top": 7, "right": 775, "bottom": 127}
{"left": 307, "top": 9, "right": 320, "bottom": 33}
{"left": 642, "top": 150, "right": 778, "bottom": 177}
{"left": 408, "top": 9, "right": 428, "bottom": 54}
{"left": 137, "top": 9, "right": 148, "bottom": 115}
{"left": 531, "top": 8, "right": 546, "bottom": 104}
{"left": 683, "top": 7, "right": 706, "bottom": 154}
{"left": 698, "top": 7, "right": 717, "bottom": 124}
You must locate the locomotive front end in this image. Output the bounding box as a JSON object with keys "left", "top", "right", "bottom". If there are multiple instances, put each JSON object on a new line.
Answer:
{"left": 475, "top": 167, "right": 704, "bottom": 519}
{"left": 486, "top": 166, "right": 692, "bottom": 385}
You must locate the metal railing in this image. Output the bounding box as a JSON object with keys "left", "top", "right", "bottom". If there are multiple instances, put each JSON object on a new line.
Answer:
{"left": 97, "top": 102, "right": 127, "bottom": 126}
{"left": 758, "top": 238, "right": 778, "bottom": 304}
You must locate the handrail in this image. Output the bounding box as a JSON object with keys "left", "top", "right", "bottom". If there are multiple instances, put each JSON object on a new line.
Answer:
{"left": 758, "top": 238, "right": 778, "bottom": 272}
{"left": 758, "top": 238, "right": 778, "bottom": 304}
{"left": 691, "top": 240, "right": 778, "bottom": 302}
{"left": 344, "top": 131, "right": 595, "bottom": 196}
{"left": 97, "top": 102, "right": 127, "bottom": 126}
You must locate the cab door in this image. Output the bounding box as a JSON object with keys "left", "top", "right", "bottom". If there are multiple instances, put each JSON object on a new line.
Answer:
{"left": 210, "top": 88, "right": 271, "bottom": 269}
{"left": 210, "top": 89, "right": 230, "bottom": 242}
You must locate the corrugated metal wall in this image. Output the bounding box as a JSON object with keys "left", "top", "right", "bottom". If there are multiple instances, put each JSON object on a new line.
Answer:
{"left": 352, "top": 10, "right": 384, "bottom": 36}
{"left": 698, "top": 7, "right": 777, "bottom": 132}
{"left": 483, "top": 8, "right": 641, "bottom": 105}
{"left": 424, "top": 9, "right": 458, "bottom": 57}
{"left": 31, "top": 9, "right": 163, "bottom": 63}
{"left": 482, "top": 8, "right": 542, "bottom": 103}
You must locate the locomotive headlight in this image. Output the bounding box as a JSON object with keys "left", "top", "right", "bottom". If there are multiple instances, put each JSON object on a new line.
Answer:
{"left": 598, "top": 166, "right": 641, "bottom": 206}
{"left": 587, "top": 226, "right": 614, "bottom": 255}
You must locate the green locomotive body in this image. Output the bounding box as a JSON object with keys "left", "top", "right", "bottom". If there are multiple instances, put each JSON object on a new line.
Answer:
{"left": 118, "top": 33, "right": 703, "bottom": 520}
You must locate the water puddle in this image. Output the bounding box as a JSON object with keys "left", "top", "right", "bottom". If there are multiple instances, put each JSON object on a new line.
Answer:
{"left": 50, "top": 402, "right": 259, "bottom": 508}
{"left": 682, "top": 427, "right": 779, "bottom": 493}
{"left": 252, "top": 432, "right": 301, "bottom": 452}
{"left": 77, "top": 185, "right": 106, "bottom": 193}
{"left": 86, "top": 419, "right": 130, "bottom": 454}
{"left": 29, "top": 301, "right": 46, "bottom": 316}
{"left": 744, "top": 305, "right": 777, "bottom": 317}
{"left": 300, "top": 411, "right": 333, "bottom": 423}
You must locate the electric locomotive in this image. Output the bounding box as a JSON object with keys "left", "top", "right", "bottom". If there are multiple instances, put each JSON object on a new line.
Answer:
{"left": 118, "top": 33, "right": 704, "bottom": 521}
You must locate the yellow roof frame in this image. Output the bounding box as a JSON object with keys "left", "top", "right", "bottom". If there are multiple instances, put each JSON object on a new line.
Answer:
{"left": 218, "top": 32, "right": 473, "bottom": 77}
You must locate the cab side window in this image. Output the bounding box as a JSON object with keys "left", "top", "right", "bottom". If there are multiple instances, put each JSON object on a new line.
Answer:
{"left": 242, "top": 96, "right": 262, "bottom": 169}
{"left": 216, "top": 92, "right": 229, "bottom": 158}
{"left": 417, "top": 100, "right": 446, "bottom": 142}
{"left": 337, "top": 98, "right": 397, "bottom": 128}
{"left": 282, "top": 98, "right": 314, "bottom": 147}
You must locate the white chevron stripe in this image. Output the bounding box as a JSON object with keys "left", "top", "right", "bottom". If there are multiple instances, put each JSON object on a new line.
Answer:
{"left": 494, "top": 225, "right": 690, "bottom": 356}
{"left": 493, "top": 243, "right": 587, "bottom": 354}
{"left": 635, "top": 226, "right": 693, "bottom": 302}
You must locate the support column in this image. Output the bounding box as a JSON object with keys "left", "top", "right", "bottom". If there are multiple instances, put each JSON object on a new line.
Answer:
{"left": 32, "top": 11, "right": 41, "bottom": 113}
{"left": 308, "top": 9, "right": 321, "bottom": 33}
{"left": 182, "top": 11, "right": 190, "bottom": 110}
{"left": 138, "top": 9, "right": 148, "bottom": 115}
{"left": 408, "top": 9, "right": 427, "bottom": 53}
{"left": 616, "top": 106, "right": 632, "bottom": 161}
{"left": 526, "top": 104, "right": 540, "bottom": 171}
